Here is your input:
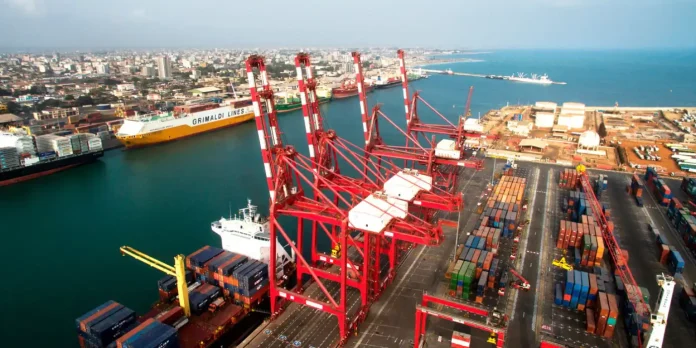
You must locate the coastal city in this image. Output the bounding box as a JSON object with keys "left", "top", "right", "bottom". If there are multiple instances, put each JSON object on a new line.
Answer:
{"left": 2, "top": 4, "right": 696, "bottom": 348}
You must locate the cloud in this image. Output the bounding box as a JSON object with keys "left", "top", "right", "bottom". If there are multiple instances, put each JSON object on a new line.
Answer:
{"left": 5, "top": 0, "right": 44, "bottom": 15}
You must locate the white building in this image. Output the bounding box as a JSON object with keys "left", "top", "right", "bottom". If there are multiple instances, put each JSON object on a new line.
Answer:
{"left": 507, "top": 120, "right": 534, "bottom": 136}
{"left": 157, "top": 56, "right": 172, "bottom": 80}
{"left": 116, "top": 84, "right": 136, "bottom": 92}
{"left": 141, "top": 66, "right": 156, "bottom": 77}
{"left": 343, "top": 62, "right": 355, "bottom": 74}
{"left": 190, "top": 70, "right": 201, "bottom": 79}
{"left": 463, "top": 118, "right": 484, "bottom": 133}
{"left": 96, "top": 63, "right": 110, "bottom": 74}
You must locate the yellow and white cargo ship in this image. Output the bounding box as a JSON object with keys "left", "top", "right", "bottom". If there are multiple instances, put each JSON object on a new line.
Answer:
{"left": 116, "top": 99, "right": 254, "bottom": 148}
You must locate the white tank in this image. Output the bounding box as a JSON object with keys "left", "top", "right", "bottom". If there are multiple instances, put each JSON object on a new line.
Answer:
{"left": 579, "top": 130, "right": 600, "bottom": 148}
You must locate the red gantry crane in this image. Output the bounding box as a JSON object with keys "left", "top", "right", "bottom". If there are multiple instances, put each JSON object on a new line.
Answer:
{"left": 354, "top": 51, "right": 481, "bottom": 201}
{"left": 247, "top": 54, "right": 461, "bottom": 344}
{"left": 293, "top": 52, "right": 463, "bottom": 296}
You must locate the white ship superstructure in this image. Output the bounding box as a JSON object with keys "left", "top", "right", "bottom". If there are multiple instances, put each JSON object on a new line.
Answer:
{"left": 211, "top": 200, "right": 294, "bottom": 277}
{"left": 507, "top": 73, "right": 566, "bottom": 85}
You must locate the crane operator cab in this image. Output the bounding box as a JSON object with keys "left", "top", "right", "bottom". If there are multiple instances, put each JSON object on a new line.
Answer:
{"left": 331, "top": 243, "right": 341, "bottom": 259}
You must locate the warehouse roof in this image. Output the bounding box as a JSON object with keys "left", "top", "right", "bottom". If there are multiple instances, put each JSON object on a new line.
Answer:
{"left": 519, "top": 138, "right": 548, "bottom": 149}
{"left": 189, "top": 87, "right": 222, "bottom": 94}
{"left": 0, "top": 113, "right": 22, "bottom": 124}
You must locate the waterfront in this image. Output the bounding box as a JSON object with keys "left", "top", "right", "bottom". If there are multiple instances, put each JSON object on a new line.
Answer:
{"left": 2, "top": 49, "right": 696, "bottom": 347}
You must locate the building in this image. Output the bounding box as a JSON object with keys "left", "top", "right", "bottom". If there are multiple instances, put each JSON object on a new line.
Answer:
{"left": 96, "top": 63, "right": 110, "bottom": 74}
{"left": 33, "top": 107, "right": 79, "bottom": 121}
{"left": 506, "top": 120, "right": 533, "bottom": 136}
{"left": 343, "top": 62, "right": 355, "bottom": 74}
{"left": 157, "top": 56, "right": 172, "bottom": 80}
{"left": 681, "top": 133, "right": 696, "bottom": 144}
{"left": 519, "top": 138, "right": 548, "bottom": 153}
{"left": 116, "top": 84, "right": 136, "bottom": 92}
{"left": 141, "top": 66, "right": 156, "bottom": 77}
{"left": 190, "top": 70, "right": 201, "bottom": 80}
{"left": 535, "top": 111, "right": 555, "bottom": 128}
{"left": 0, "top": 113, "right": 23, "bottom": 127}
{"left": 189, "top": 87, "right": 222, "bottom": 97}
{"left": 147, "top": 93, "right": 162, "bottom": 101}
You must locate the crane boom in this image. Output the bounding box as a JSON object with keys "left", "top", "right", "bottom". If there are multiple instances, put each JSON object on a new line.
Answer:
{"left": 119, "top": 246, "right": 191, "bottom": 317}
{"left": 644, "top": 274, "right": 675, "bottom": 348}
{"left": 508, "top": 266, "right": 530, "bottom": 291}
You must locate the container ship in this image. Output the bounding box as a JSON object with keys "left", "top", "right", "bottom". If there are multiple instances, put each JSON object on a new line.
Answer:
{"left": 275, "top": 87, "right": 332, "bottom": 113}
{"left": 0, "top": 132, "right": 103, "bottom": 186}
{"left": 75, "top": 200, "right": 296, "bottom": 348}
{"left": 115, "top": 99, "right": 254, "bottom": 148}
{"left": 331, "top": 79, "right": 374, "bottom": 99}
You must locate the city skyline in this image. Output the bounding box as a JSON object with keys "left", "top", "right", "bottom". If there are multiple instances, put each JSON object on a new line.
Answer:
{"left": 2, "top": 0, "right": 696, "bottom": 50}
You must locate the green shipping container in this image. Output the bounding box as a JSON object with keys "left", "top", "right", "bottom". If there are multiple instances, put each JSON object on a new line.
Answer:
{"left": 639, "top": 286, "right": 650, "bottom": 304}
{"left": 583, "top": 234, "right": 591, "bottom": 249}
{"left": 607, "top": 317, "right": 617, "bottom": 326}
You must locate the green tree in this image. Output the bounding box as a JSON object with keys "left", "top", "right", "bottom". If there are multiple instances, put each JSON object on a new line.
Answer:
{"left": 140, "top": 89, "right": 149, "bottom": 97}
{"left": 64, "top": 94, "right": 75, "bottom": 101}
{"left": 597, "top": 122, "right": 608, "bottom": 138}
{"left": 77, "top": 95, "right": 94, "bottom": 106}
{"left": 5, "top": 101, "right": 21, "bottom": 114}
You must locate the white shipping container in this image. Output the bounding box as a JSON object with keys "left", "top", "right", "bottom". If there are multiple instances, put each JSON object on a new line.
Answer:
{"left": 23, "top": 156, "right": 40, "bottom": 166}
{"left": 463, "top": 118, "right": 484, "bottom": 133}
{"left": 88, "top": 138, "right": 103, "bottom": 151}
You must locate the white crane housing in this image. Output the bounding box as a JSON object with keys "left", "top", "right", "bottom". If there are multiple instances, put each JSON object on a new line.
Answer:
{"left": 644, "top": 274, "right": 676, "bottom": 348}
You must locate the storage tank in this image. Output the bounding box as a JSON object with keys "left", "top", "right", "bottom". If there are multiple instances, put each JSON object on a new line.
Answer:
{"left": 579, "top": 131, "right": 601, "bottom": 148}
{"left": 535, "top": 112, "right": 555, "bottom": 128}
{"left": 534, "top": 101, "right": 557, "bottom": 111}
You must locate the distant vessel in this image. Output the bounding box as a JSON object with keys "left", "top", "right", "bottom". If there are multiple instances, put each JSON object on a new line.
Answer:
{"left": 507, "top": 72, "right": 566, "bottom": 85}
{"left": 408, "top": 68, "right": 430, "bottom": 81}
{"left": 332, "top": 79, "right": 374, "bottom": 99}
{"left": 116, "top": 99, "right": 254, "bottom": 148}
{"left": 441, "top": 68, "right": 454, "bottom": 75}
{"left": 211, "top": 200, "right": 295, "bottom": 278}
{"left": 275, "top": 87, "right": 332, "bottom": 113}
{"left": 373, "top": 76, "right": 402, "bottom": 89}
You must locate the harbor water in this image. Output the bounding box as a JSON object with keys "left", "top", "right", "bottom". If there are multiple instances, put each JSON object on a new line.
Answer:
{"left": 1, "top": 49, "right": 696, "bottom": 347}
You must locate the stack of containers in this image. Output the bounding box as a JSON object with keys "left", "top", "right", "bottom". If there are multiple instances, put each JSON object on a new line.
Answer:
{"left": 476, "top": 271, "right": 488, "bottom": 303}
{"left": 467, "top": 227, "right": 502, "bottom": 254}
{"left": 115, "top": 318, "right": 178, "bottom": 348}
{"left": 577, "top": 272, "right": 589, "bottom": 311}
{"left": 186, "top": 246, "right": 224, "bottom": 283}
{"left": 644, "top": 166, "right": 672, "bottom": 206}
{"left": 673, "top": 207, "right": 696, "bottom": 257}
{"left": 0, "top": 147, "right": 20, "bottom": 169}
{"left": 554, "top": 283, "right": 563, "bottom": 305}
{"left": 36, "top": 134, "right": 73, "bottom": 157}
{"left": 216, "top": 254, "right": 250, "bottom": 297}
{"left": 0, "top": 133, "right": 36, "bottom": 156}
{"left": 235, "top": 260, "right": 269, "bottom": 299}
{"left": 668, "top": 248, "right": 685, "bottom": 275}
{"left": 76, "top": 301, "right": 137, "bottom": 348}
{"left": 189, "top": 283, "right": 222, "bottom": 315}
{"left": 455, "top": 261, "right": 475, "bottom": 300}
{"left": 559, "top": 168, "right": 579, "bottom": 189}
{"left": 629, "top": 174, "right": 644, "bottom": 206}
{"left": 667, "top": 197, "right": 682, "bottom": 221}
{"left": 481, "top": 176, "right": 526, "bottom": 237}
{"left": 157, "top": 270, "right": 195, "bottom": 300}
{"left": 593, "top": 174, "right": 608, "bottom": 198}
{"left": 449, "top": 260, "right": 464, "bottom": 296}
{"left": 679, "top": 285, "right": 696, "bottom": 322}
{"left": 487, "top": 258, "right": 499, "bottom": 289}
{"left": 451, "top": 331, "right": 471, "bottom": 348}
{"left": 563, "top": 270, "right": 574, "bottom": 307}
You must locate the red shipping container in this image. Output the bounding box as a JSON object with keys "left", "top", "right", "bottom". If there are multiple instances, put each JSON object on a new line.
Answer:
{"left": 659, "top": 244, "right": 670, "bottom": 264}
{"left": 586, "top": 309, "right": 596, "bottom": 333}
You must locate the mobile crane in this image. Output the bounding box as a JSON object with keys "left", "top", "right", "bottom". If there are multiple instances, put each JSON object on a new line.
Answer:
{"left": 644, "top": 274, "right": 675, "bottom": 348}
{"left": 499, "top": 266, "right": 530, "bottom": 296}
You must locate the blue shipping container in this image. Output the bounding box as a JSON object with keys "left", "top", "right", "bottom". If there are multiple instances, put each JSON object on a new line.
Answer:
{"left": 220, "top": 255, "right": 249, "bottom": 276}
{"left": 189, "top": 246, "right": 224, "bottom": 268}
{"left": 76, "top": 301, "right": 121, "bottom": 331}
{"left": 88, "top": 308, "right": 137, "bottom": 347}
{"left": 555, "top": 284, "right": 563, "bottom": 306}
{"left": 123, "top": 321, "right": 178, "bottom": 348}
{"left": 565, "top": 270, "right": 574, "bottom": 295}
{"left": 465, "top": 236, "right": 474, "bottom": 248}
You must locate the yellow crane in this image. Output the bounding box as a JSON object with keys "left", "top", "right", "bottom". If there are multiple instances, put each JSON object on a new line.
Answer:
{"left": 119, "top": 246, "right": 191, "bottom": 317}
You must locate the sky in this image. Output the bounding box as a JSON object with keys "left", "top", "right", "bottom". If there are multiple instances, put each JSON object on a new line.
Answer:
{"left": 2, "top": 0, "right": 695, "bottom": 50}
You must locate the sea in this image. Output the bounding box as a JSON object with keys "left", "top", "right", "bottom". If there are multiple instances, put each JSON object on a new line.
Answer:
{"left": 1, "top": 49, "right": 695, "bottom": 347}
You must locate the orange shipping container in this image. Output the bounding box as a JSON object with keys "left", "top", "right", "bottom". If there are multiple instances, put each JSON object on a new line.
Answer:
{"left": 586, "top": 309, "right": 596, "bottom": 333}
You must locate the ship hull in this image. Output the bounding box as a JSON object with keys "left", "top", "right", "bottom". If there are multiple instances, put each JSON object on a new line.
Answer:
{"left": 373, "top": 80, "right": 401, "bottom": 89}
{"left": 0, "top": 151, "right": 103, "bottom": 187}
{"left": 276, "top": 97, "right": 331, "bottom": 113}
{"left": 331, "top": 85, "right": 374, "bottom": 99}
{"left": 117, "top": 112, "right": 254, "bottom": 148}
